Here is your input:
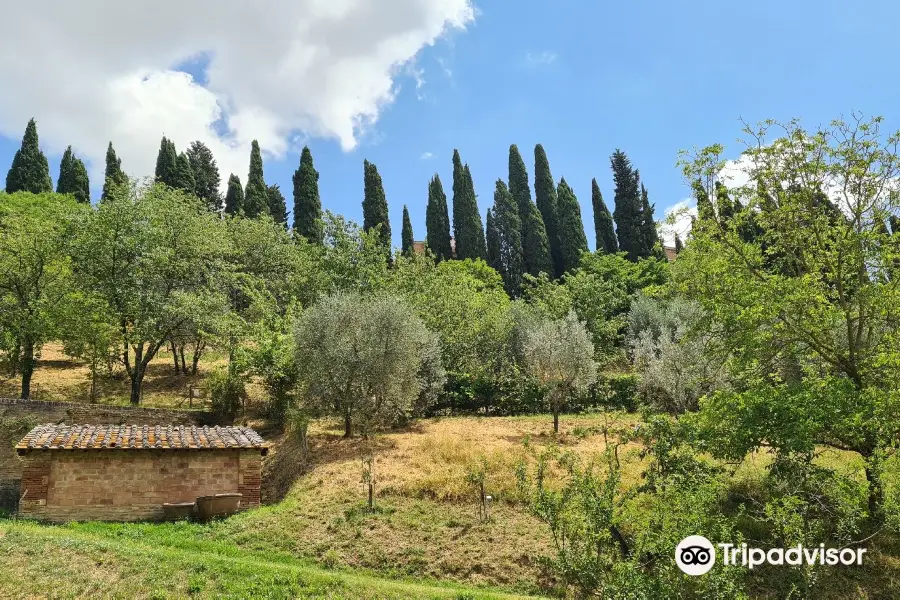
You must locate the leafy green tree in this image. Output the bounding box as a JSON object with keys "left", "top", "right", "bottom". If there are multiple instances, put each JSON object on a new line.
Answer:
{"left": 186, "top": 141, "right": 222, "bottom": 212}
{"left": 224, "top": 174, "right": 244, "bottom": 216}
{"left": 292, "top": 146, "right": 323, "bottom": 243}
{"left": 401, "top": 205, "right": 414, "bottom": 257}
{"left": 244, "top": 140, "right": 270, "bottom": 218}
{"left": 57, "top": 146, "right": 90, "bottom": 204}
{"left": 509, "top": 145, "right": 552, "bottom": 276}
{"left": 267, "top": 184, "right": 288, "bottom": 227}
{"left": 321, "top": 211, "right": 391, "bottom": 294}
{"left": 677, "top": 115, "right": 900, "bottom": 519}
{"left": 519, "top": 311, "right": 598, "bottom": 432}
{"left": 101, "top": 142, "right": 127, "bottom": 202}
{"left": 0, "top": 193, "right": 83, "bottom": 398}
{"left": 611, "top": 150, "right": 644, "bottom": 261}
{"left": 71, "top": 182, "right": 228, "bottom": 405}
{"left": 425, "top": 174, "right": 452, "bottom": 260}
{"left": 154, "top": 136, "right": 177, "bottom": 187}
{"left": 362, "top": 159, "right": 391, "bottom": 256}
{"left": 5, "top": 119, "right": 52, "bottom": 194}
{"left": 534, "top": 144, "right": 562, "bottom": 277}
{"left": 295, "top": 292, "right": 444, "bottom": 437}
{"left": 452, "top": 150, "right": 486, "bottom": 260}
{"left": 693, "top": 179, "right": 715, "bottom": 222}
{"left": 591, "top": 178, "right": 617, "bottom": 254}
{"left": 490, "top": 179, "right": 525, "bottom": 296}
{"left": 171, "top": 152, "right": 196, "bottom": 194}
{"left": 556, "top": 178, "right": 589, "bottom": 274}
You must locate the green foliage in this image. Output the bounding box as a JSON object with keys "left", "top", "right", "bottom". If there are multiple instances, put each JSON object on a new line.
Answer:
{"left": 56, "top": 146, "right": 91, "bottom": 204}
{"left": 154, "top": 136, "right": 177, "bottom": 187}
{"left": 267, "top": 184, "right": 288, "bottom": 227}
{"left": 533, "top": 144, "right": 562, "bottom": 278}
{"left": 243, "top": 140, "right": 270, "bottom": 218}
{"left": 207, "top": 366, "right": 247, "bottom": 422}
{"left": 489, "top": 179, "right": 524, "bottom": 296}
{"left": 591, "top": 178, "right": 618, "bottom": 254}
{"left": 610, "top": 150, "right": 649, "bottom": 261}
{"left": 425, "top": 174, "right": 452, "bottom": 261}
{"left": 321, "top": 211, "right": 390, "bottom": 294}
{"left": 401, "top": 205, "right": 414, "bottom": 257}
{"left": 5, "top": 119, "right": 52, "bottom": 194}
{"left": 186, "top": 140, "right": 222, "bottom": 212}
{"left": 224, "top": 174, "right": 244, "bottom": 216}
{"left": 485, "top": 208, "right": 500, "bottom": 273}
{"left": 555, "top": 178, "right": 588, "bottom": 275}
{"left": 362, "top": 159, "right": 391, "bottom": 257}
{"left": 292, "top": 146, "right": 323, "bottom": 243}
{"left": 509, "top": 145, "right": 552, "bottom": 277}
{"left": 171, "top": 152, "right": 196, "bottom": 194}
{"left": 451, "top": 150, "right": 486, "bottom": 261}
{"left": 247, "top": 311, "right": 300, "bottom": 425}
{"left": 101, "top": 142, "right": 127, "bottom": 202}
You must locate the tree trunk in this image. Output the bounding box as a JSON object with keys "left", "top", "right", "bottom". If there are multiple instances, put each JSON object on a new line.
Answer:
{"left": 344, "top": 410, "right": 352, "bottom": 438}
{"left": 9, "top": 341, "right": 20, "bottom": 377}
{"left": 129, "top": 364, "right": 144, "bottom": 406}
{"left": 553, "top": 410, "right": 559, "bottom": 433}
{"left": 865, "top": 463, "right": 883, "bottom": 523}
{"left": 20, "top": 340, "right": 35, "bottom": 400}
{"left": 90, "top": 365, "right": 98, "bottom": 404}
{"left": 191, "top": 339, "right": 204, "bottom": 375}
{"left": 178, "top": 345, "right": 187, "bottom": 375}
{"left": 170, "top": 339, "right": 180, "bottom": 374}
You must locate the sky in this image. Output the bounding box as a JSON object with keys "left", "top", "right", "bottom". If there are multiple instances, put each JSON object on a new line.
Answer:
{"left": 2, "top": 0, "right": 900, "bottom": 249}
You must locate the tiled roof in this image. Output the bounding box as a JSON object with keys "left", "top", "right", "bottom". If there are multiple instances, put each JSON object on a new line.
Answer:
{"left": 16, "top": 424, "right": 268, "bottom": 454}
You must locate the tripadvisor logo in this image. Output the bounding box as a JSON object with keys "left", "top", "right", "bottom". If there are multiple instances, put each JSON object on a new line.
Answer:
{"left": 675, "top": 536, "right": 867, "bottom": 575}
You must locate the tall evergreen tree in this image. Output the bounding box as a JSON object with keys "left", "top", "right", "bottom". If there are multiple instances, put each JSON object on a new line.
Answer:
{"left": 490, "top": 179, "right": 525, "bottom": 296}
{"left": 171, "top": 152, "right": 196, "bottom": 194}
{"left": 639, "top": 183, "right": 662, "bottom": 258}
{"left": 509, "top": 145, "right": 552, "bottom": 275}
{"left": 715, "top": 181, "right": 735, "bottom": 225}
{"left": 425, "top": 175, "right": 453, "bottom": 261}
{"left": 186, "top": 141, "right": 222, "bottom": 212}
{"left": 534, "top": 144, "right": 563, "bottom": 277}
{"left": 101, "top": 142, "right": 127, "bottom": 202}
{"left": 591, "top": 178, "right": 618, "bottom": 254}
{"left": 243, "top": 140, "right": 269, "bottom": 218}
{"left": 267, "top": 184, "right": 288, "bottom": 227}
{"left": 57, "top": 147, "right": 91, "bottom": 204}
{"left": 486, "top": 208, "right": 501, "bottom": 272}
{"left": 292, "top": 146, "right": 323, "bottom": 243}
{"left": 693, "top": 179, "right": 716, "bottom": 222}
{"left": 224, "top": 174, "right": 244, "bottom": 216}
{"left": 5, "top": 118, "right": 52, "bottom": 194}
{"left": 451, "top": 150, "right": 486, "bottom": 260}
{"left": 401, "top": 205, "right": 415, "bottom": 257}
{"left": 674, "top": 234, "right": 684, "bottom": 255}
{"left": 362, "top": 159, "right": 391, "bottom": 253}
{"left": 891, "top": 215, "right": 900, "bottom": 236}
{"left": 556, "top": 178, "right": 589, "bottom": 274}
{"left": 154, "top": 136, "right": 177, "bottom": 187}
{"left": 610, "top": 149, "right": 644, "bottom": 261}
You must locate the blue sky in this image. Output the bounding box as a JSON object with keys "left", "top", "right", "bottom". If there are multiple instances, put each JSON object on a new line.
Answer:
{"left": 3, "top": 0, "right": 900, "bottom": 249}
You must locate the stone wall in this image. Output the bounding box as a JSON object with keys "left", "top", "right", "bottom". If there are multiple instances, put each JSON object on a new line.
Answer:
{"left": 0, "top": 398, "right": 216, "bottom": 512}
{"left": 18, "top": 448, "right": 262, "bottom": 522}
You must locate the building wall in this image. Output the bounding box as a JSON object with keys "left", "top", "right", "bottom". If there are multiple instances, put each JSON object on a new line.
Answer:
{"left": 18, "top": 448, "right": 262, "bottom": 522}
{"left": 0, "top": 398, "right": 216, "bottom": 512}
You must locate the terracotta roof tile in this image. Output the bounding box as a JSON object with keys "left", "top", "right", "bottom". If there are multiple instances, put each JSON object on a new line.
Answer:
{"left": 16, "top": 424, "right": 268, "bottom": 454}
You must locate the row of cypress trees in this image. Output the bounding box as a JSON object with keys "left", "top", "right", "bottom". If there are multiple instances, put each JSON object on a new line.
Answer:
{"left": 4, "top": 120, "right": 665, "bottom": 288}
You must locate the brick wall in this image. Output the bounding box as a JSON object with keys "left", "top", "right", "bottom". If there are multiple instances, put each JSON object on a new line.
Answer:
{"left": 0, "top": 398, "right": 216, "bottom": 512}
{"left": 18, "top": 448, "right": 262, "bottom": 522}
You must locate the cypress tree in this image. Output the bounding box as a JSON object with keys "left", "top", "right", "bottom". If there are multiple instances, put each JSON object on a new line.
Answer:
{"left": 451, "top": 150, "right": 486, "bottom": 260}
{"left": 556, "top": 178, "right": 589, "bottom": 274}
{"left": 401, "top": 205, "right": 415, "bottom": 257}
{"left": 591, "top": 178, "right": 618, "bottom": 254}
{"left": 509, "top": 145, "right": 552, "bottom": 276}
{"left": 267, "top": 184, "right": 288, "bottom": 227}
{"left": 154, "top": 136, "right": 177, "bottom": 186}
{"left": 101, "top": 142, "right": 127, "bottom": 202}
{"left": 674, "top": 234, "right": 684, "bottom": 255}
{"left": 610, "top": 150, "right": 643, "bottom": 261}
{"left": 362, "top": 159, "right": 391, "bottom": 252}
{"left": 224, "top": 174, "right": 244, "bottom": 216}
{"left": 486, "top": 208, "right": 501, "bottom": 272}
{"left": 534, "top": 144, "right": 562, "bottom": 277}
{"left": 171, "top": 152, "right": 196, "bottom": 194}
{"left": 292, "top": 146, "right": 323, "bottom": 243}
{"left": 693, "top": 179, "right": 715, "bottom": 222}
{"left": 57, "top": 146, "right": 91, "bottom": 204}
{"left": 186, "top": 141, "right": 222, "bottom": 212}
{"left": 639, "top": 183, "right": 662, "bottom": 258}
{"left": 891, "top": 215, "right": 900, "bottom": 236}
{"left": 57, "top": 147, "right": 73, "bottom": 194}
{"left": 426, "top": 174, "right": 452, "bottom": 261}
{"left": 491, "top": 179, "right": 525, "bottom": 296}
{"left": 715, "top": 181, "right": 735, "bottom": 225}
{"left": 5, "top": 118, "right": 52, "bottom": 194}
{"left": 244, "top": 140, "right": 269, "bottom": 218}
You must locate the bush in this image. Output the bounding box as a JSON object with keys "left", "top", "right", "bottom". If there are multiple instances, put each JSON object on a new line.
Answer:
{"left": 207, "top": 368, "right": 246, "bottom": 423}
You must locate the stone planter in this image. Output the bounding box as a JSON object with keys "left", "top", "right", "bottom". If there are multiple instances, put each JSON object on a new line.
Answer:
{"left": 194, "top": 493, "right": 242, "bottom": 521}
{"left": 162, "top": 502, "right": 196, "bottom": 521}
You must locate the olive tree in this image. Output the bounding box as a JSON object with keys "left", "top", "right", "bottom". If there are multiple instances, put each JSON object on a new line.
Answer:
{"left": 294, "top": 292, "right": 444, "bottom": 438}
{"left": 520, "top": 310, "right": 598, "bottom": 432}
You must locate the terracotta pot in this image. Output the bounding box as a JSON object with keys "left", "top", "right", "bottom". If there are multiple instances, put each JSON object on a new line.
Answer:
{"left": 162, "top": 502, "right": 196, "bottom": 521}
{"left": 194, "top": 493, "right": 242, "bottom": 521}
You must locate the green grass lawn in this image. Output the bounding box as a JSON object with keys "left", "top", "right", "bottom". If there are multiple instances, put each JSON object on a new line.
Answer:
{"left": 0, "top": 520, "right": 543, "bottom": 600}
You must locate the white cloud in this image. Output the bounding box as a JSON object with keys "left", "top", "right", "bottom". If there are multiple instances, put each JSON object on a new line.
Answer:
{"left": 525, "top": 51, "right": 557, "bottom": 66}
{"left": 660, "top": 199, "right": 696, "bottom": 246}
{"left": 420, "top": 151, "right": 434, "bottom": 160}
{"left": 0, "top": 0, "right": 475, "bottom": 191}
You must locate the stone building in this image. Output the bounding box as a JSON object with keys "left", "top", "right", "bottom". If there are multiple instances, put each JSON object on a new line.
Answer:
{"left": 16, "top": 424, "right": 268, "bottom": 522}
